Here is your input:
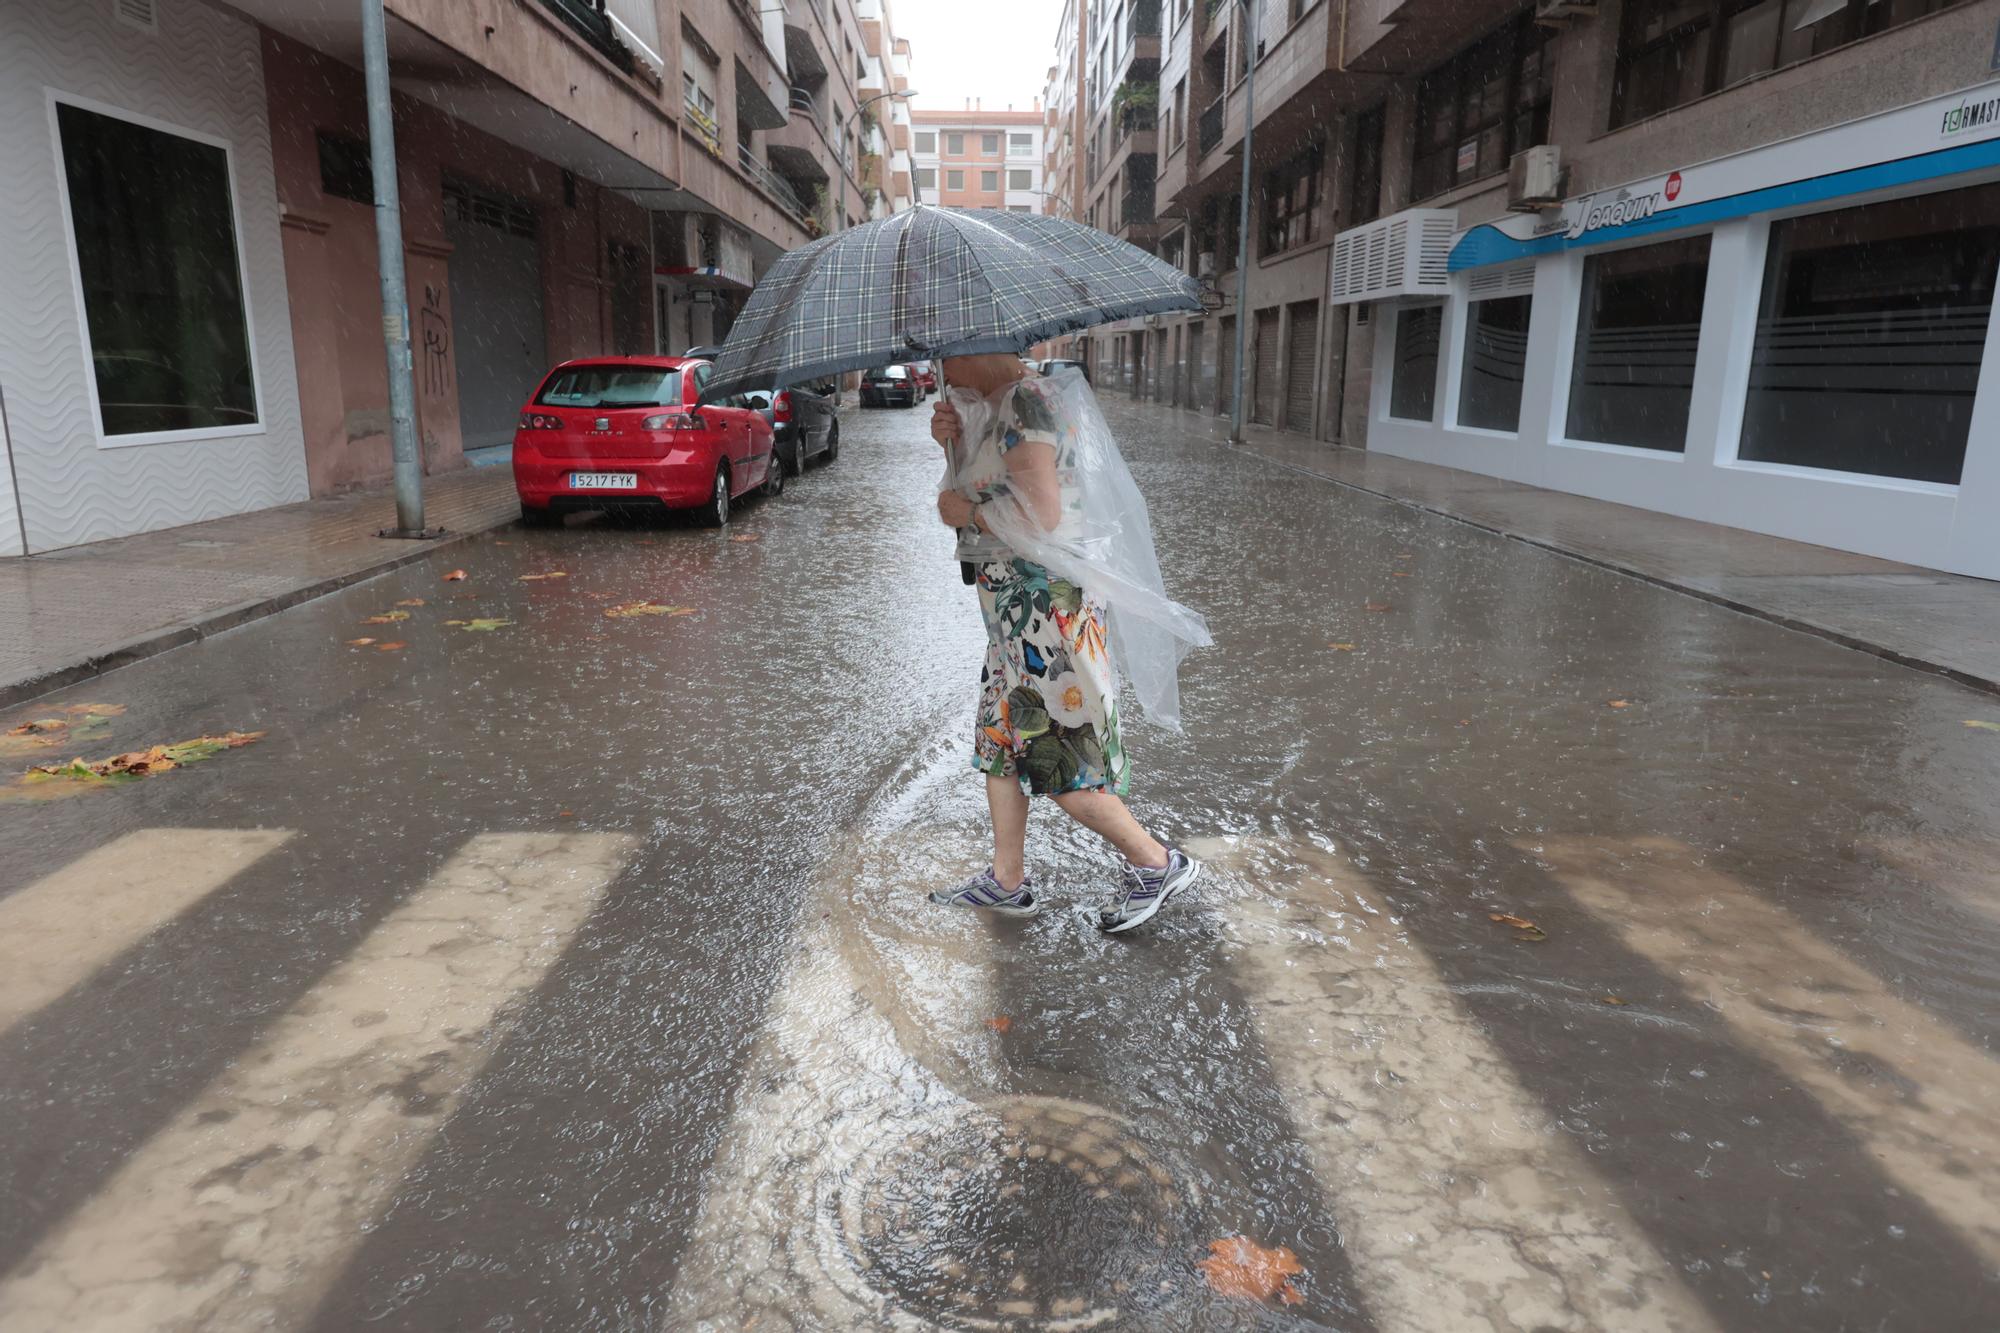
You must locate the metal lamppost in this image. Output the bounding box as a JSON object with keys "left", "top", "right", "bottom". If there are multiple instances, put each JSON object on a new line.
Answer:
{"left": 850, "top": 89, "right": 916, "bottom": 225}
{"left": 361, "top": 0, "right": 435, "bottom": 537}
{"left": 1226, "top": 0, "right": 1258, "bottom": 446}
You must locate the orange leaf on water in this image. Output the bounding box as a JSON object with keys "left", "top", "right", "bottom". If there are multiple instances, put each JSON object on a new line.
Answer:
{"left": 1607, "top": 699, "right": 1631, "bottom": 709}
{"left": 361, "top": 610, "right": 410, "bottom": 625}
{"left": 1198, "top": 1236, "right": 1305, "bottom": 1306}
{"left": 443, "top": 569, "right": 468, "bottom": 582}
{"left": 730, "top": 533, "right": 760, "bottom": 543}
{"left": 1327, "top": 642, "right": 1355, "bottom": 652}
{"left": 376, "top": 641, "right": 406, "bottom": 651}
{"left": 1392, "top": 571, "right": 1412, "bottom": 578}
{"left": 1490, "top": 913, "right": 1538, "bottom": 930}
{"left": 346, "top": 637, "right": 377, "bottom": 647}
{"left": 1364, "top": 601, "right": 1392, "bottom": 613}
{"left": 395, "top": 598, "right": 427, "bottom": 607}
{"left": 985, "top": 1016, "right": 1013, "bottom": 1033}
{"left": 519, "top": 571, "right": 568, "bottom": 582}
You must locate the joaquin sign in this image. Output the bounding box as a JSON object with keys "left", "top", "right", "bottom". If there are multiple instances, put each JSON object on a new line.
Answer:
{"left": 1450, "top": 77, "right": 2000, "bottom": 272}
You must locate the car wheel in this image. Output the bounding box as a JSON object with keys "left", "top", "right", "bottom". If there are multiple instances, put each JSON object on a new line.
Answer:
{"left": 703, "top": 465, "right": 730, "bottom": 527}
{"left": 823, "top": 423, "right": 839, "bottom": 464}
{"left": 762, "top": 450, "right": 786, "bottom": 498}
{"left": 783, "top": 438, "right": 805, "bottom": 477}
{"left": 520, "top": 504, "right": 559, "bottom": 529}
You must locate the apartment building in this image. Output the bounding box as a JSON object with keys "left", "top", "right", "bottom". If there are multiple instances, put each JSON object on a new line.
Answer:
{"left": 1045, "top": 0, "right": 1089, "bottom": 221}
{"left": 912, "top": 107, "right": 1047, "bottom": 211}
{"left": 1079, "top": 0, "right": 2000, "bottom": 578}
{"left": 0, "top": 0, "right": 905, "bottom": 554}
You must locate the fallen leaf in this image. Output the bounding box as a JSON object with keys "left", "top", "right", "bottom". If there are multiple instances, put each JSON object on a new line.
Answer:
{"left": 361, "top": 610, "right": 411, "bottom": 624}
{"left": 1199, "top": 1236, "right": 1305, "bottom": 1306}
{"left": 375, "top": 641, "right": 407, "bottom": 651}
{"left": 1965, "top": 720, "right": 2000, "bottom": 732}
{"left": 6, "top": 718, "right": 66, "bottom": 738}
{"left": 667, "top": 606, "right": 698, "bottom": 616}
{"left": 604, "top": 601, "right": 676, "bottom": 619}
{"left": 12, "top": 731, "right": 266, "bottom": 799}
{"left": 1364, "top": 601, "right": 1392, "bottom": 613}
{"left": 558, "top": 810, "right": 575, "bottom": 819}
{"left": 1600, "top": 995, "right": 1629, "bottom": 1006}
{"left": 730, "top": 533, "right": 760, "bottom": 543}
{"left": 346, "top": 637, "right": 377, "bottom": 646}
{"left": 985, "top": 1016, "right": 1013, "bottom": 1033}
{"left": 443, "top": 569, "right": 468, "bottom": 582}
{"left": 1392, "top": 571, "right": 1412, "bottom": 578}
{"left": 494, "top": 540, "right": 511, "bottom": 546}
{"left": 1607, "top": 699, "right": 1631, "bottom": 710}
{"left": 1327, "top": 642, "right": 1355, "bottom": 652}
{"left": 59, "top": 704, "right": 125, "bottom": 718}
{"left": 1456, "top": 718, "right": 1471, "bottom": 727}
{"left": 519, "top": 571, "right": 568, "bottom": 582}
{"left": 454, "top": 618, "right": 513, "bottom": 632}
{"left": 395, "top": 598, "right": 427, "bottom": 607}
{"left": 1490, "top": 913, "right": 1539, "bottom": 930}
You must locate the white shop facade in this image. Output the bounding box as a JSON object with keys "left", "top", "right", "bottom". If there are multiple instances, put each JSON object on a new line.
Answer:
{"left": 1337, "top": 79, "right": 2000, "bottom": 580}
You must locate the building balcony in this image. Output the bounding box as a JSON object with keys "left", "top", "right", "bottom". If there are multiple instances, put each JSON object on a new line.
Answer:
{"left": 684, "top": 93, "right": 726, "bottom": 159}
{"left": 736, "top": 141, "right": 810, "bottom": 218}
{"left": 538, "top": 0, "right": 637, "bottom": 77}
{"left": 1196, "top": 95, "right": 1224, "bottom": 156}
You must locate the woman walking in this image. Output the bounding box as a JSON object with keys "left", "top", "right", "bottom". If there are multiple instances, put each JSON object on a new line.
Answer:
{"left": 926, "top": 354, "right": 1210, "bottom": 933}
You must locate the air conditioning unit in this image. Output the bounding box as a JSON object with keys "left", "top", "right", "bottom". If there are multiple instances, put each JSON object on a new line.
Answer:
{"left": 1507, "top": 144, "right": 1563, "bottom": 212}
{"left": 1328, "top": 208, "right": 1457, "bottom": 305}
{"left": 1534, "top": 0, "right": 1597, "bottom": 24}
{"left": 1196, "top": 250, "right": 1217, "bottom": 280}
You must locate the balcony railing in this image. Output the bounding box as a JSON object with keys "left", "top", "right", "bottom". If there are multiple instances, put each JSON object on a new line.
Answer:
{"left": 540, "top": 0, "right": 636, "bottom": 76}
{"left": 1197, "top": 96, "right": 1224, "bottom": 155}
{"left": 1130, "top": 0, "right": 1162, "bottom": 40}
{"left": 788, "top": 87, "right": 824, "bottom": 130}
{"left": 737, "top": 141, "right": 809, "bottom": 217}
{"left": 685, "top": 93, "right": 724, "bottom": 157}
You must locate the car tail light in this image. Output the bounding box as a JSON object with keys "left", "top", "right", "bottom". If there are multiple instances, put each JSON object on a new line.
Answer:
{"left": 641, "top": 412, "right": 702, "bottom": 431}
{"left": 518, "top": 412, "right": 564, "bottom": 430}
{"left": 772, "top": 391, "right": 793, "bottom": 423}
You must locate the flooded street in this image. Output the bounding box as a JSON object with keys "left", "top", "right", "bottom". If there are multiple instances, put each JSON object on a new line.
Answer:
{"left": 1, "top": 395, "right": 1996, "bottom": 1331}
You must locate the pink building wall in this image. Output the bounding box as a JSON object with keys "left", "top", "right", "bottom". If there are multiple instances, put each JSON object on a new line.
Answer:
{"left": 263, "top": 31, "right": 653, "bottom": 496}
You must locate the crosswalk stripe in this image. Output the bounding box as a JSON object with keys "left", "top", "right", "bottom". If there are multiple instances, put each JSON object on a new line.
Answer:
{"left": 1199, "top": 835, "right": 1718, "bottom": 1333}
{"left": 0, "top": 828, "right": 293, "bottom": 1036}
{"left": 1536, "top": 835, "right": 2000, "bottom": 1267}
{"left": 0, "top": 830, "right": 633, "bottom": 1331}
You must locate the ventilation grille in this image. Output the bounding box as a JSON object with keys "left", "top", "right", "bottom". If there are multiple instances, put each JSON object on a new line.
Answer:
{"left": 443, "top": 181, "right": 538, "bottom": 240}
{"left": 1330, "top": 208, "right": 1457, "bottom": 305}
{"left": 113, "top": 0, "right": 157, "bottom": 32}
{"left": 1465, "top": 260, "right": 1537, "bottom": 297}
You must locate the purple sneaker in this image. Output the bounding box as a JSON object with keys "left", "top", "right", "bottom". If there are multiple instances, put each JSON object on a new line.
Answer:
{"left": 1099, "top": 848, "right": 1201, "bottom": 934}
{"left": 931, "top": 867, "right": 1040, "bottom": 918}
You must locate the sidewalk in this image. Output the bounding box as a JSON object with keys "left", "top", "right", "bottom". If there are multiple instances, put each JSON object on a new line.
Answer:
{"left": 1132, "top": 400, "right": 2000, "bottom": 696}
{"left": 0, "top": 467, "right": 521, "bottom": 708}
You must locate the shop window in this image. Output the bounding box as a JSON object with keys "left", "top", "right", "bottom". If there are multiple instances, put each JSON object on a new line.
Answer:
{"left": 1009, "top": 169, "right": 1034, "bottom": 189}
{"left": 1261, "top": 142, "right": 1323, "bottom": 255}
{"left": 1739, "top": 180, "right": 1998, "bottom": 485}
{"left": 1612, "top": 0, "right": 1964, "bottom": 127}
{"left": 1566, "top": 235, "right": 1711, "bottom": 451}
{"left": 1389, "top": 304, "right": 1443, "bottom": 422}
{"left": 55, "top": 101, "right": 258, "bottom": 439}
{"left": 1411, "top": 14, "right": 1553, "bottom": 201}
{"left": 1458, "top": 295, "right": 1533, "bottom": 432}
{"left": 1347, "top": 105, "right": 1385, "bottom": 226}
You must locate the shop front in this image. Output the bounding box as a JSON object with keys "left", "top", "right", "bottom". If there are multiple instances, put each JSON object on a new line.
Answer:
{"left": 1354, "top": 78, "right": 2000, "bottom": 580}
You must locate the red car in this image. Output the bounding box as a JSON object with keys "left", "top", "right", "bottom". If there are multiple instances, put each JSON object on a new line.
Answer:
{"left": 512, "top": 355, "right": 780, "bottom": 527}
{"left": 908, "top": 359, "right": 938, "bottom": 396}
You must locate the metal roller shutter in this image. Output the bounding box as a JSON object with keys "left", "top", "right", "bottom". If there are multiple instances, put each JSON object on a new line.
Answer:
{"left": 1285, "top": 300, "right": 1320, "bottom": 433}
{"left": 1253, "top": 308, "right": 1281, "bottom": 425}
{"left": 1216, "top": 317, "right": 1235, "bottom": 416}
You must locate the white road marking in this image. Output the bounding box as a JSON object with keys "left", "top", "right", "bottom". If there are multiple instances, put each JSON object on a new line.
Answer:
{"left": 1536, "top": 835, "right": 2000, "bottom": 1267}
{"left": 0, "top": 831, "right": 633, "bottom": 1331}
{"left": 0, "top": 828, "right": 293, "bottom": 1035}
{"left": 1196, "top": 834, "right": 1718, "bottom": 1333}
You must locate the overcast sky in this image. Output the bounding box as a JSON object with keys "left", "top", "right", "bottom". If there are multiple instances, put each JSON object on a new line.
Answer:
{"left": 892, "top": 0, "right": 1065, "bottom": 116}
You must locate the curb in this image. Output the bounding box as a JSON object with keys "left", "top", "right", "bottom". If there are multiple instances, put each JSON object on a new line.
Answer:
{"left": 1228, "top": 441, "right": 2000, "bottom": 701}
{"left": 0, "top": 519, "right": 509, "bottom": 712}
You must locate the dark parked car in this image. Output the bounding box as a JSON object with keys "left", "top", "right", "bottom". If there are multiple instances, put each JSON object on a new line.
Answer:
{"left": 860, "top": 364, "right": 920, "bottom": 408}
{"left": 685, "top": 346, "right": 839, "bottom": 475}
{"left": 1039, "top": 357, "right": 1090, "bottom": 383}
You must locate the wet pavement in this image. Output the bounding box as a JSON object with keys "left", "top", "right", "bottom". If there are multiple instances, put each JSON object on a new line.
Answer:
{"left": 1, "top": 392, "right": 1997, "bottom": 1331}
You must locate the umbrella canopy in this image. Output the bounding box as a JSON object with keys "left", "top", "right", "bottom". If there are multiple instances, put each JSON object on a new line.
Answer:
{"left": 698, "top": 206, "right": 1201, "bottom": 402}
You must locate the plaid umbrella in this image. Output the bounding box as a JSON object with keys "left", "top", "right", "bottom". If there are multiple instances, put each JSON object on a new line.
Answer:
{"left": 699, "top": 206, "right": 1201, "bottom": 402}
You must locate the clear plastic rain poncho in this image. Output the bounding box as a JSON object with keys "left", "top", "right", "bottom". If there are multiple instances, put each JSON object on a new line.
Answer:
{"left": 942, "top": 368, "right": 1212, "bottom": 731}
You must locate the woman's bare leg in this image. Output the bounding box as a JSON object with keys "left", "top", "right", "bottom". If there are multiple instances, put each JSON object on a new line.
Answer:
{"left": 987, "top": 774, "right": 1032, "bottom": 891}
{"left": 1051, "top": 789, "right": 1168, "bottom": 868}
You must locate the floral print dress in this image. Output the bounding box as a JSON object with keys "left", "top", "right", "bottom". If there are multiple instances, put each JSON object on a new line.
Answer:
{"left": 951, "top": 379, "right": 1130, "bottom": 797}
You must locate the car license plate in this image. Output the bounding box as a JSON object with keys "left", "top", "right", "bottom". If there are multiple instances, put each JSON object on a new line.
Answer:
{"left": 570, "top": 472, "right": 637, "bottom": 490}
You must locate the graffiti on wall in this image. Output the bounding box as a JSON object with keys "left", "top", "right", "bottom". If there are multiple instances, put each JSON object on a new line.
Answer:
{"left": 420, "top": 283, "right": 452, "bottom": 398}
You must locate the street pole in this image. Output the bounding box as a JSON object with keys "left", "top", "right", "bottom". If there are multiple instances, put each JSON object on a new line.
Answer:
{"left": 361, "top": 0, "right": 430, "bottom": 537}
{"left": 1227, "top": 0, "right": 1257, "bottom": 446}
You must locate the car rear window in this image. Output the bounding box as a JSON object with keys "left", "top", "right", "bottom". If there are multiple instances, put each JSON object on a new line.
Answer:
{"left": 867, "top": 366, "right": 908, "bottom": 380}
{"left": 537, "top": 365, "right": 681, "bottom": 408}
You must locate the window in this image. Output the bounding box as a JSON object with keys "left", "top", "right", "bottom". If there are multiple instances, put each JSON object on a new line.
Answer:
{"left": 1389, "top": 305, "right": 1443, "bottom": 421}
{"left": 1739, "top": 180, "right": 1999, "bottom": 484}
{"left": 946, "top": 131, "right": 965, "bottom": 154}
{"left": 316, "top": 131, "right": 373, "bottom": 205}
{"left": 1261, "top": 142, "right": 1323, "bottom": 254}
{"left": 1566, "top": 235, "right": 1711, "bottom": 451}
{"left": 1010, "top": 132, "right": 1035, "bottom": 156}
{"left": 981, "top": 169, "right": 1000, "bottom": 191}
{"left": 916, "top": 130, "right": 937, "bottom": 153}
{"left": 1410, "top": 14, "right": 1553, "bottom": 201}
{"left": 1458, "top": 295, "right": 1533, "bottom": 432}
{"left": 55, "top": 101, "right": 259, "bottom": 440}
{"left": 1009, "top": 168, "right": 1033, "bottom": 189}
{"left": 1008, "top": 204, "right": 1032, "bottom": 212}
{"left": 915, "top": 166, "right": 937, "bottom": 188}
{"left": 1347, "top": 105, "right": 1385, "bottom": 225}
{"left": 1612, "top": 0, "right": 1963, "bottom": 127}
{"left": 947, "top": 169, "right": 965, "bottom": 190}
{"left": 537, "top": 364, "right": 681, "bottom": 407}
{"left": 983, "top": 132, "right": 1001, "bottom": 153}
